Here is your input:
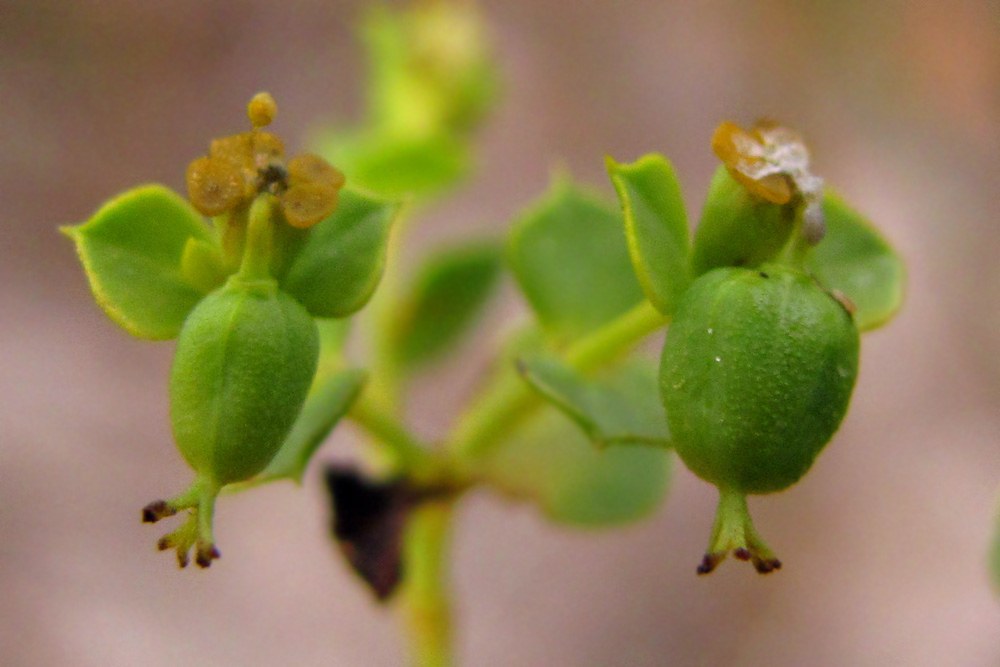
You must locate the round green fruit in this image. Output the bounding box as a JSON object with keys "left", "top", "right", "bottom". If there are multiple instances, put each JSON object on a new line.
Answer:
{"left": 660, "top": 264, "right": 859, "bottom": 573}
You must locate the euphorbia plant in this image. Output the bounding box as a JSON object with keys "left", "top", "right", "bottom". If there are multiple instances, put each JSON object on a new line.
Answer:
{"left": 64, "top": 1, "right": 907, "bottom": 664}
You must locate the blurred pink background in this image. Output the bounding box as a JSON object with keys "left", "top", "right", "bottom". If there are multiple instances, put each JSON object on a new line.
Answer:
{"left": 2, "top": 1, "right": 998, "bottom": 665}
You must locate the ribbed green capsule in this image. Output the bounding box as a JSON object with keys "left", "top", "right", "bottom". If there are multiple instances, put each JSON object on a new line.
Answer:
{"left": 143, "top": 275, "right": 318, "bottom": 568}
{"left": 170, "top": 280, "right": 319, "bottom": 486}
{"left": 660, "top": 264, "right": 858, "bottom": 573}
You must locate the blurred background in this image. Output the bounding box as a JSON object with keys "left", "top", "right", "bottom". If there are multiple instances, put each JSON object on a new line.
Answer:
{"left": 1, "top": 0, "right": 998, "bottom": 665}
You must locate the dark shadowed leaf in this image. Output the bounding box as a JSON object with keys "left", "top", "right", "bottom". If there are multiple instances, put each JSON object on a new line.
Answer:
{"left": 324, "top": 466, "right": 415, "bottom": 601}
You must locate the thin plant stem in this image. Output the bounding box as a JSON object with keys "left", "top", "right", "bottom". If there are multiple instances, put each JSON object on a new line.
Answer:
{"left": 400, "top": 500, "right": 455, "bottom": 667}
{"left": 447, "top": 300, "right": 668, "bottom": 459}
{"left": 348, "top": 390, "right": 432, "bottom": 474}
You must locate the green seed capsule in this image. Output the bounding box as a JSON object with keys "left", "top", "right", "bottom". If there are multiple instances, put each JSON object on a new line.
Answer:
{"left": 170, "top": 280, "right": 319, "bottom": 485}
{"left": 143, "top": 275, "right": 318, "bottom": 567}
{"left": 660, "top": 264, "right": 859, "bottom": 573}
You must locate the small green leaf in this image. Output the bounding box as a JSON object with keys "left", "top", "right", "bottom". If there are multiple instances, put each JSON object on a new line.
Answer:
{"left": 691, "top": 166, "right": 796, "bottom": 276}
{"left": 478, "top": 408, "right": 671, "bottom": 527}
{"left": 606, "top": 154, "right": 691, "bottom": 316}
{"left": 282, "top": 188, "right": 398, "bottom": 318}
{"left": 317, "top": 128, "right": 471, "bottom": 199}
{"left": 180, "top": 237, "right": 226, "bottom": 294}
{"left": 63, "top": 184, "right": 213, "bottom": 340}
{"left": 805, "top": 191, "right": 905, "bottom": 331}
{"left": 517, "top": 356, "right": 670, "bottom": 448}
{"left": 389, "top": 241, "right": 503, "bottom": 369}
{"left": 255, "top": 369, "right": 368, "bottom": 484}
{"left": 508, "top": 178, "right": 645, "bottom": 343}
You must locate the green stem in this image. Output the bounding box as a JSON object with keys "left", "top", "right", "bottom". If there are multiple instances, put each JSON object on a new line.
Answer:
{"left": 400, "top": 501, "right": 455, "bottom": 667}
{"left": 236, "top": 195, "right": 277, "bottom": 282}
{"left": 349, "top": 389, "right": 432, "bottom": 475}
{"left": 448, "top": 300, "right": 668, "bottom": 459}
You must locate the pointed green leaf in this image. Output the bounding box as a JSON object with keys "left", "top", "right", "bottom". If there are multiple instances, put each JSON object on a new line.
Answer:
{"left": 606, "top": 154, "right": 691, "bottom": 316}
{"left": 692, "top": 166, "right": 796, "bottom": 275}
{"left": 63, "top": 184, "right": 213, "bottom": 339}
{"left": 805, "top": 191, "right": 905, "bottom": 331}
{"left": 389, "top": 241, "right": 503, "bottom": 368}
{"left": 478, "top": 408, "right": 671, "bottom": 527}
{"left": 255, "top": 369, "right": 368, "bottom": 484}
{"left": 508, "top": 179, "right": 645, "bottom": 343}
{"left": 517, "top": 356, "right": 670, "bottom": 448}
{"left": 282, "top": 188, "right": 398, "bottom": 318}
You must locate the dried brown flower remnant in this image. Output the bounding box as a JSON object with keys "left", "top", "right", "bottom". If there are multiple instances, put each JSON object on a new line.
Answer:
{"left": 185, "top": 93, "right": 344, "bottom": 228}
{"left": 283, "top": 154, "right": 347, "bottom": 228}
{"left": 711, "top": 120, "right": 826, "bottom": 243}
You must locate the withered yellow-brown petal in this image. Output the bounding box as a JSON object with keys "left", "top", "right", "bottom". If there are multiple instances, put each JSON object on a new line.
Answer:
{"left": 282, "top": 182, "right": 340, "bottom": 229}
{"left": 186, "top": 156, "right": 247, "bottom": 217}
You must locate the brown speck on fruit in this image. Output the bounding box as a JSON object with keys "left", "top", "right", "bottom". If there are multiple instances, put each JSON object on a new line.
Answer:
{"left": 734, "top": 547, "right": 751, "bottom": 560}
{"left": 142, "top": 500, "right": 175, "bottom": 523}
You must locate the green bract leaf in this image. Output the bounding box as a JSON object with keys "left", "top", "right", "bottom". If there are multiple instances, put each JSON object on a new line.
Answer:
{"left": 63, "top": 184, "right": 213, "bottom": 340}
{"left": 390, "top": 241, "right": 503, "bottom": 368}
{"left": 317, "top": 128, "right": 470, "bottom": 199}
{"left": 691, "top": 166, "right": 795, "bottom": 276}
{"left": 606, "top": 154, "right": 691, "bottom": 316}
{"left": 508, "top": 179, "right": 645, "bottom": 343}
{"left": 805, "top": 191, "right": 905, "bottom": 331}
{"left": 282, "top": 188, "right": 398, "bottom": 318}
{"left": 478, "top": 408, "right": 671, "bottom": 527}
{"left": 517, "top": 356, "right": 670, "bottom": 448}
{"left": 254, "top": 369, "right": 367, "bottom": 484}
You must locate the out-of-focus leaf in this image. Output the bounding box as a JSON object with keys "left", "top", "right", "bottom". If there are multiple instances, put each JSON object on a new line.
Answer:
{"left": 606, "top": 154, "right": 691, "bottom": 316}
{"left": 517, "top": 356, "right": 670, "bottom": 448}
{"left": 389, "top": 241, "right": 503, "bottom": 369}
{"left": 62, "top": 184, "right": 213, "bottom": 340}
{"left": 317, "top": 128, "right": 471, "bottom": 200}
{"left": 256, "top": 369, "right": 367, "bottom": 484}
{"left": 508, "top": 179, "right": 645, "bottom": 344}
{"left": 477, "top": 407, "right": 671, "bottom": 527}
{"left": 691, "top": 166, "right": 796, "bottom": 276}
{"left": 805, "top": 191, "right": 905, "bottom": 332}
{"left": 363, "top": 3, "right": 497, "bottom": 137}
{"left": 282, "top": 188, "right": 398, "bottom": 318}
